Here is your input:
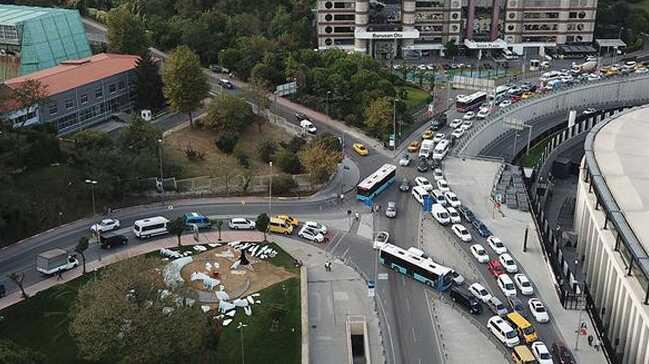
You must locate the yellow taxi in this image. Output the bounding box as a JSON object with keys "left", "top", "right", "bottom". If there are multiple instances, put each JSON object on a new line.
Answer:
{"left": 273, "top": 215, "right": 300, "bottom": 227}
{"left": 407, "top": 141, "right": 420, "bottom": 153}
{"left": 422, "top": 129, "right": 434, "bottom": 139}
{"left": 521, "top": 92, "right": 534, "bottom": 100}
{"left": 353, "top": 143, "right": 369, "bottom": 156}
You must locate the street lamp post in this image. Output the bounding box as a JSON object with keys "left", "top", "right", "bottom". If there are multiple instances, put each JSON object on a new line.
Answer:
{"left": 326, "top": 91, "right": 332, "bottom": 116}
{"left": 268, "top": 162, "right": 273, "bottom": 216}
{"left": 158, "top": 138, "right": 164, "bottom": 193}
{"left": 84, "top": 179, "right": 98, "bottom": 216}
{"left": 393, "top": 98, "right": 399, "bottom": 153}
{"left": 237, "top": 321, "right": 248, "bottom": 364}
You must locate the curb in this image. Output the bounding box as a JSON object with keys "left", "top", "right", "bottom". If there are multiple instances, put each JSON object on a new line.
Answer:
{"left": 300, "top": 266, "right": 309, "bottom": 364}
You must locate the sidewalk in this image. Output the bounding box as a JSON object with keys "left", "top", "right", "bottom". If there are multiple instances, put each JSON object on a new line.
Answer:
{"left": 444, "top": 157, "right": 606, "bottom": 363}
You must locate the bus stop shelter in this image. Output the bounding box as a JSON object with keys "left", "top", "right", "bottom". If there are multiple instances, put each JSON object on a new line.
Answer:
{"left": 595, "top": 39, "right": 626, "bottom": 56}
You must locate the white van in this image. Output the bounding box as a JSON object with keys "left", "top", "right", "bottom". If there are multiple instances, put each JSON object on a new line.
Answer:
{"left": 133, "top": 216, "right": 170, "bottom": 239}
{"left": 419, "top": 140, "right": 435, "bottom": 159}
{"left": 502, "top": 49, "right": 518, "bottom": 60}
{"left": 411, "top": 186, "right": 429, "bottom": 205}
{"left": 432, "top": 140, "right": 450, "bottom": 161}
{"left": 431, "top": 189, "right": 447, "bottom": 206}
{"left": 431, "top": 203, "right": 450, "bottom": 225}
{"left": 487, "top": 315, "right": 520, "bottom": 347}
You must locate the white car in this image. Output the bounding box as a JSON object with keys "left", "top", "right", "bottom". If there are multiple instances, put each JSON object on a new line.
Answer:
{"left": 373, "top": 231, "right": 389, "bottom": 249}
{"left": 455, "top": 94, "right": 465, "bottom": 101}
{"left": 636, "top": 67, "right": 649, "bottom": 74}
{"left": 528, "top": 298, "right": 550, "bottom": 323}
{"left": 432, "top": 168, "right": 444, "bottom": 181}
{"left": 300, "top": 119, "right": 317, "bottom": 134}
{"left": 451, "top": 224, "right": 472, "bottom": 242}
{"left": 531, "top": 341, "right": 553, "bottom": 364}
{"left": 497, "top": 274, "right": 517, "bottom": 297}
{"left": 450, "top": 270, "right": 465, "bottom": 285}
{"left": 449, "top": 118, "right": 463, "bottom": 128}
{"left": 468, "top": 282, "right": 492, "bottom": 303}
{"left": 463, "top": 111, "right": 475, "bottom": 120}
{"left": 414, "top": 176, "right": 433, "bottom": 192}
{"left": 513, "top": 273, "right": 534, "bottom": 295}
{"left": 444, "top": 191, "right": 461, "bottom": 208}
{"left": 470, "top": 244, "right": 490, "bottom": 263}
{"left": 298, "top": 226, "right": 324, "bottom": 243}
{"left": 90, "top": 218, "right": 121, "bottom": 233}
{"left": 451, "top": 128, "right": 464, "bottom": 139}
{"left": 433, "top": 133, "right": 446, "bottom": 143}
{"left": 229, "top": 218, "right": 256, "bottom": 230}
{"left": 582, "top": 107, "right": 597, "bottom": 115}
{"left": 385, "top": 201, "right": 397, "bottom": 218}
{"left": 399, "top": 154, "right": 411, "bottom": 166}
{"left": 304, "top": 221, "right": 327, "bottom": 235}
{"left": 477, "top": 108, "right": 490, "bottom": 119}
{"left": 499, "top": 253, "right": 518, "bottom": 273}
{"left": 447, "top": 206, "right": 461, "bottom": 223}
{"left": 487, "top": 236, "right": 508, "bottom": 255}
{"left": 436, "top": 179, "right": 450, "bottom": 192}
{"left": 461, "top": 120, "right": 473, "bottom": 131}
{"left": 499, "top": 100, "right": 512, "bottom": 108}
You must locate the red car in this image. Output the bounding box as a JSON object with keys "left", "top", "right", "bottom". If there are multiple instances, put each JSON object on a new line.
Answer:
{"left": 487, "top": 259, "right": 504, "bottom": 278}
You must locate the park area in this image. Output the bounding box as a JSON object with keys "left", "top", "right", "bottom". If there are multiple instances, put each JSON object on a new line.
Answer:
{"left": 0, "top": 242, "right": 301, "bottom": 364}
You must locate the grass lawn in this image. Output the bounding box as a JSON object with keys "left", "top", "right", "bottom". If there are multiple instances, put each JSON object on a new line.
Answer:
{"left": 0, "top": 243, "right": 301, "bottom": 364}
{"left": 164, "top": 122, "right": 291, "bottom": 179}
{"left": 517, "top": 137, "right": 551, "bottom": 168}
{"left": 399, "top": 86, "right": 431, "bottom": 110}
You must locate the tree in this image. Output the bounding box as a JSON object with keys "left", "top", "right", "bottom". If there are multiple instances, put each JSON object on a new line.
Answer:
{"left": 8, "top": 272, "right": 27, "bottom": 299}
{"left": 162, "top": 46, "right": 209, "bottom": 128}
{"left": 70, "top": 256, "right": 211, "bottom": 363}
{"left": 213, "top": 219, "right": 223, "bottom": 241}
{"left": 7, "top": 79, "right": 48, "bottom": 163}
{"left": 275, "top": 148, "right": 301, "bottom": 174}
{"left": 299, "top": 141, "right": 342, "bottom": 184}
{"left": 255, "top": 213, "right": 270, "bottom": 241}
{"left": 118, "top": 116, "right": 162, "bottom": 152}
{"left": 364, "top": 97, "right": 393, "bottom": 138}
{"left": 0, "top": 340, "right": 44, "bottom": 364}
{"left": 167, "top": 217, "right": 186, "bottom": 247}
{"left": 444, "top": 39, "right": 459, "bottom": 58}
{"left": 134, "top": 51, "right": 165, "bottom": 112}
{"left": 75, "top": 236, "right": 89, "bottom": 275}
{"left": 242, "top": 78, "right": 271, "bottom": 132}
{"left": 257, "top": 139, "right": 277, "bottom": 163}
{"left": 203, "top": 94, "right": 254, "bottom": 133}
{"left": 105, "top": 6, "right": 150, "bottom": 55}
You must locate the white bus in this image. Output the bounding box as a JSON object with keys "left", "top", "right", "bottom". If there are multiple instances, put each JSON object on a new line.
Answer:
{"left": 488, "top": 85, "right": 510, "bottom": 103}
{"left": 379, "top": 243, "right": 454, "bottom": 291}
{"left": 432, "top": 139, "right": 450, "bottom": 161}
{"left": 456, "top": 91, "right": 487, "bottom": 112}
{"left": 356, "top": 164, "right": 397, "bottom": 205}
{"left": 133, "top": 216, "right": 170, "bottom": 239}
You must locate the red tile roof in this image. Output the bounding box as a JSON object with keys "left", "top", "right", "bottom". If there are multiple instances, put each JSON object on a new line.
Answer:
{"left": 4, "top": 53, "right": 139, "bottom": 97}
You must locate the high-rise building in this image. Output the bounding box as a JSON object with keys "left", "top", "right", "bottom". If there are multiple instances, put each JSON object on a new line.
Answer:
{"left": 316, "top": 0, "right": 597, "bottom": 58}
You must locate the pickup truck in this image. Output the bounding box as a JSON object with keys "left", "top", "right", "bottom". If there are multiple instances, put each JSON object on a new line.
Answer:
{"left": 36, "top": 249, "right": 79, "bottom": 275}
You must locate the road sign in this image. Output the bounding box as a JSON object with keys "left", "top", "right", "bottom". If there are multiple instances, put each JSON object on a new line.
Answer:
{"left": 378, "top": 273, "right": 388, "bottom": 280}
{"left": 275, "top": 81, "right": 297, "bottom": 97}
{"left": 503, "top": 118, "right": 526, "bottom": 131}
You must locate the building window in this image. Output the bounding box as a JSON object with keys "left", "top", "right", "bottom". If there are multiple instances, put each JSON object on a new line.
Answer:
{"left": 96, "top": 87, "right": 103, "bottom": 99}
{"left": 569, "top": 12, "right": 577, "bottom": 18}
{"left": 325, "top": 1, "right": 333, "bottom": 9}
{"left": 48, "top": 103, "right": 57, "bottom": 115}
{"left": 118, "top": 81, "right": 125, "bottom": 90}
{"left": 567, "top": 35, "right": 575, "bottom": 42}
{"left": 80, "top": 94, "right": 88, "bottom": 105}
{"left": 578, "top": 11, "right": 586, "bottom": 19}
{"left": 65, "top": 98, "right": 74, "bottom": 110}
{"left": 325, "top": 14, "right": 333, "bottom": 21}
{"left": 325, "top": 26, "right": 333, "bottom": 33}
{"left": 109, "top": 84, "right": 117, "bottom": 94}
{"left": 325, "top": 38, "right": 333, "bottom": 46}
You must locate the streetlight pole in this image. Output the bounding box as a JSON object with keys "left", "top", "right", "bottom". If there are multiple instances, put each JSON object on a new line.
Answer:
{"left": 84, "top": 179, "right": 98, "bottom": 216}
{"left": 268, "top": 162, "right": 273, "bottom": 216}
{"left": 326, "top": 91, "right": 332, "bottom": 116}
{"left": 237, "top": 321, "right": 248, "bottom": 364}
{"left": 158, "top": 138, "right": 164, "bottom": 193}
{"left": 393, "top": 98, "right": 399, "bottom": 153}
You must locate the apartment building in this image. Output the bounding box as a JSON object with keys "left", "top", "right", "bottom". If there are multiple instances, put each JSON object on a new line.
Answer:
{"left": 316, "top": 0, "right": 597, "bottom": 58}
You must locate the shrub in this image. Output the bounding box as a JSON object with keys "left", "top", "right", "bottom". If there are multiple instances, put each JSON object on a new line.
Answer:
{"left": 256, "top": 139, "right": 277, "bottom": 163}
{"left": 235, "top": 151, "right": 250, "bottom": 168}
{"left": 281, "top": 136, "right": 306, "bottom": 154}
{"left": 184, "top": 145, "right": 205, "bottom": 161}
{"left": 214, "top": 132, "right": 239, "bottom": 154}
{"left": 271, "top": 174, "right": 297, "bottom": 195}
{"left": 275, "top": 148, "right": 302, "bottom": 174}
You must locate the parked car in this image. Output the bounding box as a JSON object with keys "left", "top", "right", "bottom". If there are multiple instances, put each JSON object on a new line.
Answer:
{"left": 433, "top": 133, "right": 446, "bottom": 143}
{"left": 228, "top": 218, "right": 256, "bottom": 230}
{"left": 300, "top": 119, "right": 317, "bottom": 134}
{"left": 304, "top": 221, "right": 327, "bottom": 235}
{"left": 477, "top": 108, "right": 490, "bottom": 119}
{"left": 487, "top": 296, "right": 509, "bottom": 316}
{"left": 99, "top": 233, "right": 128, "bottom": 249}
{"left": 447, "top": 206, "right": 461, "bottom": 223}
{"left": 461, "top": 120, "right": 473, "bottom": 131}
{"left": 507, "top": 296, "right": 526, "bottom": 312}
{"left": 458, "top": 206, "right": 475, "bottom": 223}
{"left": 450, "top": 270, "right": 465, "bottom": 285}
{"left": 217, "top": 79, "right": 234, "bottom": 89}
{"left": 416, "top": 157, "right": 429, "bottom": 172}
{"left": 528, "top": 298, "right": 550, "bottom": 323}
{"left": 432, "top": 168, "right": 444, "bottom": 181}
{"left": 463, "top": 111, "right": 475, "bottom": 120}
{"left": 499, "top": 100, "right": 512, "bottom": 108}
{"left": 531, "top": 341, "right": 553, "bottom": 364}
{"left": 472, "top": 220, "right": 492, "bottom": 238}
{"left": 468, "top": 282, "right": 492, "bottom": 303}
{"left": 470, "top": 244, "right": 490, "bottom": 263}
{"left": 487, "top": 259, "right": 505, "bottom": 278}
{"left": 451, "top": 128, "right": 465, "bottom": 139}
{"left": 497, "top": 274, "right": 517, "bottom": 297}
{"left": 444, "top": 191, "right": 461, "bottom": 208}
{"left": 385, "top": 201, "right": 397, "bottom": 218}
{"left": 90, "top": 218, "right": 120, "bottom": 234}
{"left": 451, "top": 224, "right": 472, "bottom": 242}
{"left": 399, "top": 154, "right": 411, "bottom": 166}
{"left": 298, "top": 226, "right": 324, "bottom": 243}
{"left": 499, "top": 253, "right": 519, "bottom": 273}
{"left": 399, "top": 178, "right": 410, "bottom": 192}
{"left": 414, "top": 176, "right": 433, "bottom": 191}
{"left": 449, "top": 118, "right": 463, "bottom": 128}
{"left": 487, "top": 236, "right": 507, "bottom": 254}
{"left": 513, "top": 274, "right": 534, "bottom": 295}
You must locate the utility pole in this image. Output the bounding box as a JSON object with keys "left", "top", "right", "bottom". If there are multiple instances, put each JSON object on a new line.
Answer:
{"left": 268, "top": 162, "right": 273, "bottom": 216}
{"left": 393, "top": 98, "right": 399, "bottom": 153}
{"left": 327, "top": 90, "right": 332, "bottom": 116}
{"left": 84, "top": 179, "right": 98, "bottom": 216}
{"left": 237, "top": 321, "right": 248, "bottom": 364}
{"left": 158, "top": 138, "right": 164, "bottom": 193}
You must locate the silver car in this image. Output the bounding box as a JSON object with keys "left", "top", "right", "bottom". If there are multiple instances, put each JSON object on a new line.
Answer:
{"left": 385, "top": 201, "right": 397, "bottom": 218}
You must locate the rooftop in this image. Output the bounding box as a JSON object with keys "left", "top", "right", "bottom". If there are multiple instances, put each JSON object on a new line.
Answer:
{"left": 4, "top": 53, "right": 139, "bottom": 97}
{"left": 593, "top": 106, "right": 649, "bottom": 253}
{"left": 0, "top": 4, "right": 75, "bottom": 26}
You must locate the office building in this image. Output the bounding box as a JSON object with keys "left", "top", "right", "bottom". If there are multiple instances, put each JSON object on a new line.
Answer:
{"left": 574, "top": 106, "right": 649, "bottom": 364}
{"left": 316, "top": 0, "right": 597, "bottom": 58}
{"left": 0, "top": 4, "right": 91, "bottom": 80}
{"left": 1, "top": 53, "right": 138, "bottom": 134}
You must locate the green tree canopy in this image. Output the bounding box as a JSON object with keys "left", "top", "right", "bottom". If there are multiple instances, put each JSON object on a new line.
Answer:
{"left": 134, "top": 51, "right": 166, "bottom": 112}
{"left": 162, "top": 46, "right": 209, "bottom": 127}
{"left": 364, "top": 97, "right": 393, "bottom": 138}
{"left": 0, "top": 340, "right": 44, "bottom": 364}
{"left": 203, "top": 94, "right": 254, "bottom": 133}
{"left": 299, "top": 140, "right": 342, "bottom": 184}
{"left": 256, "top": 213, "right": 270, "bottom": 241}
{"left": 106, "top": 6, "right": 150, "bottom": 56}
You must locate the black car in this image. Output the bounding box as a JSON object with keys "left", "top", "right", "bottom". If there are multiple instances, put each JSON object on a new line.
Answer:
{"left": 217, "top": 79, "right": 234, "bottom": 89}
{"left": 471, "top": 220, "right": 492, "bottom": 238}
{"left": 507, "top": 296, "right": 526, "bottom": 313}
{"left": 100, "top": 233, "right": 128, "bottom": 249}
{"left": 416, "top": 157, "right": 429, "bottom": 172}
{"left": 458, "top": 206, "right": 475, "bottom": 223}
{"left": 295, "top": 112, "right": 307, "bottom": 121}
{"left": 449, "top": 286, "right": 481, "bottom": 315}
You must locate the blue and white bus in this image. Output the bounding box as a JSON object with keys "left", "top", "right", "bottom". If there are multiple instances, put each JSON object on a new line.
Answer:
{"left": 379, "top": 243, "right": 454, "bottom": 291}
{"left": 356, "top": 163, "right": 397, "bottom": 206}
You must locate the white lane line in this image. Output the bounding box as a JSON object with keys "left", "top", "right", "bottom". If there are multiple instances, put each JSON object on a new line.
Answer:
{"left": 405, "top": 297, "right": 411, "bottom": 313}
{"left": 375, "top": 291, "right": 397, "bottom": 364}
{"left": 412, "top": 327, "right": 417, "bottom": 343}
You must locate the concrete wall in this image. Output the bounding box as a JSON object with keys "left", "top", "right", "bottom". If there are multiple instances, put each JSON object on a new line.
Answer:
{"left": 456, "top": 75, "right": 649, "bottom": 158}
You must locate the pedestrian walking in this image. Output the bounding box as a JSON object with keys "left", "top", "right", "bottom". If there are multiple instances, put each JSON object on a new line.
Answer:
{"left": 56, "top": 268, "right": 63, "bottom": 280}
{"left": 355, "top": 212, "right": 360, "bottom": 220}
{"left": 593, "top": 337, "right": 600, "bottom": 351}
{"left": 588, "top": 335, "right": 594, "bottom": 347}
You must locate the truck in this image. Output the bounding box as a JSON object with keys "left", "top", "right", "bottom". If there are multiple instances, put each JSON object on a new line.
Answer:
{"left": 418, "top": 139, "right": 435, "bottom": 159}
{"left": 36, "top": 248, "right": 79, "bottom": 275}
{"left": 571, "top": 61, "right": 597, "bottom": 74}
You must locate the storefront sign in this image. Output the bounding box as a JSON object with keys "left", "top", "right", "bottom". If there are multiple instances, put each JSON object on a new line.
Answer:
{"left": 355, "top": 29, "right": 420, "bottom": 40}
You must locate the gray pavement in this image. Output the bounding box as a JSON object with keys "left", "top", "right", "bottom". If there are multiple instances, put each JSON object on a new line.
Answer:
{"left": 444, "top": 156, "right": 607, "bottom": 363}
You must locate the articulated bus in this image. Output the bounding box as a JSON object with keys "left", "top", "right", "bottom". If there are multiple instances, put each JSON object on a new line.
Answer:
{"left": 456, "top": 91, "right": 487, "bottom": 112}
{"left": 379, "top": 243, "right": 454, "bottom": 291}
{"left": 356, "top": 163, "right": 397, "bottom": 205}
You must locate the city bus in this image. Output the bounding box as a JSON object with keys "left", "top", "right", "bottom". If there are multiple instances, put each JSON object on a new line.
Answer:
{"left": 356, "top": 163, "right": 397, "bottom": 206}
{"left": 379, "top": 243, "right": 454, "bottom": 291}
{"left": 488, "top": 85, "right": 510, "bottom": 104}
{"left": 456, "top": 91, "right": 487, "bottom": 112}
